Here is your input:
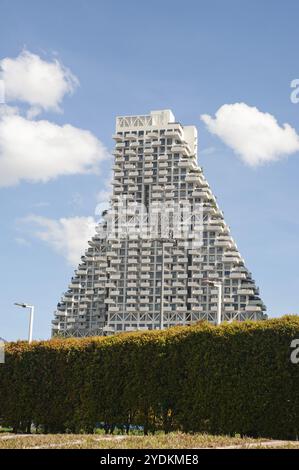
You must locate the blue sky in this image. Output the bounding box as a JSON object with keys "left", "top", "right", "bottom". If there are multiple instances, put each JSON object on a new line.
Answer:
{"left": 1, "top": 0, "right": 299, "bottom": 341}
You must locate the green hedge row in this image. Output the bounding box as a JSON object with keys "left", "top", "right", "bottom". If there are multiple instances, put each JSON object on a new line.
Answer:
{"left": 1, "top": 316, "right": 299, "bottom": 438}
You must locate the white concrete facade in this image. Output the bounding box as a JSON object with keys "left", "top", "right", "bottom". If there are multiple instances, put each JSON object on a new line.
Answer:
{"left": 52, "top": 110, "right": 266, "bottom": 337}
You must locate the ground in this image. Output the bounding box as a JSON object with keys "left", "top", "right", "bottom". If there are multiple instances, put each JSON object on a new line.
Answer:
{"left": 0, "top": 432, "right": 299, "bottom": 449}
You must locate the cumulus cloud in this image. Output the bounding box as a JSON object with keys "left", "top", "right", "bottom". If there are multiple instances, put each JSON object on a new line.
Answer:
{"left": 15, "top": 237, "right": 31, "bottom": 247}
{"left": 21, "top": 215, "right": 96, "bottom": 266}
{"left": 0, "top": 51, "right": 109, "bottom": 187}
{"left": 0, "top": 50, "right": 78, "bottom": 114}
{"left": 95, "top": 171, "right": 113, "bottom": 219}
{"left": 0, "top": 111, "right": 109, "bottom": 186}
{"left": 201, "top": 103, "right": 299, "bottom": 166}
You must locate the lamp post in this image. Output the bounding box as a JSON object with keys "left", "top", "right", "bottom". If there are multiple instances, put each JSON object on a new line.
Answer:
{"left": 160, "top": 240, "right": 166, "bottom": 330}
{"left": 202, "top": 280, "right": 222, "bottom": 326}
{"left": 14, "top": 303, "right": 35, "bottom": 343}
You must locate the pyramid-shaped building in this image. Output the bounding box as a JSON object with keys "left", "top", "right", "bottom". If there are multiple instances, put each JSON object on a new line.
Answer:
{"left": 52, "top": 110, "right": 267, "bottom": 337}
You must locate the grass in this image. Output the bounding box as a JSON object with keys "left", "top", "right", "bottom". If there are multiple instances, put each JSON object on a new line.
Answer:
{"left": 0, "top": 432, "right": 298, "bottom": 449}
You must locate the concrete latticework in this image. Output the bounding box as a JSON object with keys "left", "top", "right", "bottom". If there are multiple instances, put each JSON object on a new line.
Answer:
{"left": 52, "top": 110, "right": 266, "bottom": 337}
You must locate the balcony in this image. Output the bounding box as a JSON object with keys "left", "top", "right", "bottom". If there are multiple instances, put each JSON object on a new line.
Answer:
{"left": 179, "top": 160, "right": 193, "bottom": 169}
{"left": 192, "top": 289, "right": 203, "bottom": 295}
{"left": 144, "top": 162, "right": 153, "bottom": 168}
{"left": 115, "top": 142, "right": 125, "bottom": 149}
{"left": 125, "top": 133, "right": 138, "bottom": 141}
{"left": 190, "top": 305, "right": 203, "bottom": 312}
{"left": 178, "top": 289, "right": 187, "bottom": 295}
{"left": 109, "top": 290, "right": 120, "bottom": 296}
{"left": 108, "top": 306, "right": 120, "bottom": 312}
{"left": 189, "top": 265, "right": 201, "bottom": 272}
{"left": 178, "top": 273, "right": 188, "bottom": 279}
{"left": 106, "top": 251, "right": 117, "bottom": 257}
{"left": 172, "top": 144, "right": 190, "bottom": 155}
{"left": 230, "top": 272, "right": 246, "bottom": 279}
{"left": 112, "top": 134, "right": 123, "bottom": 141}
{"left": 245, "top": 305, "right": 262, "bottom": 312}
{"left": 164, "top": 129, "right": 182, "bottom": 138}
{"left": 185, "top": 174, "right": 203, "bottom": 184}
{"left": 141, "top": 274, "right": 150, "bottom": 280}
{"left": 140, "top": 282, "right": 150, "bottom": 288}
{"left": 223, "top": 254, "right": 242, "bottom": 262}
{"left": 147, "top": 131, "right": 159, "bottom": 138}
{"left": 126, "top": 149, "right": 136, "bottom": 156}
{"left": 126, "top": 307, "right": 137, "bottom": 313}
{"left": 215, "top": 240, "right": 232, "bottom": 248}
{"left": 130, "top": 141, "right": 138, "bottom": 148}
{"left": 77, "top": 270, "right": 87, "bottom": 275}
{"left": 194, "top": 189, "right": 210, "bottom": 198}
{"left": 164, "top": 289, "right": 172, "bottom": 296}
{"left": 152, "top": 185, "right": 163, "bottom": 192}
{"left": 141, "top": 265, "right": 150, "bottom": 272}
{"left": 225, "top": 250, "right": 240, "bottom": 257}
{"left": 140, "top": 306, "right": 149, "bottom": 312}
{"left": 177, "top": 306, "right": 187, "bottom": 312}
{"left": 128, "top": 250, "right": 138, "bottom": 257}
{"left": 208, "top": 272, "right": 218, "bottom": 279}
{"left": 69, "top": 283, "right": 81, "bottom": 289}
{"left": 237, "top": 289, "right": 255, "bottom": 295}
{"left": 128, "top": 185, "right": 138, "bottom": 192}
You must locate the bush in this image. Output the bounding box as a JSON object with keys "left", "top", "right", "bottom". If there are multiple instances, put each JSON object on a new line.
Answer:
{"left": 1, "top": 316, "right": 299, "bottom": 438}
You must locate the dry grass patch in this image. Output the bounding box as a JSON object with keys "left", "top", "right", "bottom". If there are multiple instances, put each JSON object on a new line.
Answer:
{"left": 1, "top": 432, "right": 297, "bottom": 449}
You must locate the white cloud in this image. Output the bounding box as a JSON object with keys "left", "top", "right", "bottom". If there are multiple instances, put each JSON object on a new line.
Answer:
{"left": 15, "top": 237, "right": 31, "bottom": 247}
{"left": 21, "top": 215, "right": 96, "bottom": 266}
{"left": 95, "top": 180, "right": 112, "bottom": 219}
{"left": 0, "top": 51, "right": 109, "bottom": 187}
{"left": 201, "top": 103, "right": 299, "bottom": 166}
{"left": 200, "top": 146, "right": 217, "bottom": 156}
{"left": 0, "top": 112, "right": 109, "bottom": 186}
{"left": 0, "top": 50, "right": 78, "bottom": 114}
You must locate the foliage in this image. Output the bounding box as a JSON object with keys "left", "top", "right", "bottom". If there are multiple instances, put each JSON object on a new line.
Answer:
{"left": 1, "top": 316, "right": 299, "bottom": 439}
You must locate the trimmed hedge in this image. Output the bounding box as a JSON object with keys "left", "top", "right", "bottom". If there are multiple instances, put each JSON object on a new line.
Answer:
{"left": 1, "top": 316, "right": 299, "bottom": 438}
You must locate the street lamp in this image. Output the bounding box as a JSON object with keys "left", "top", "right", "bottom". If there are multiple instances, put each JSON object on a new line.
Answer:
{"left": 160, "top": 240, "right": 166, "bottom": 330}
{"left": 14, "top": 302, "right": 35, "bottom": 343}
{"left": 202, "top": 280, "right": 222, "bottom": 326}
{"left": 158, "top": 233, "right": 177, "bottom": 331}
